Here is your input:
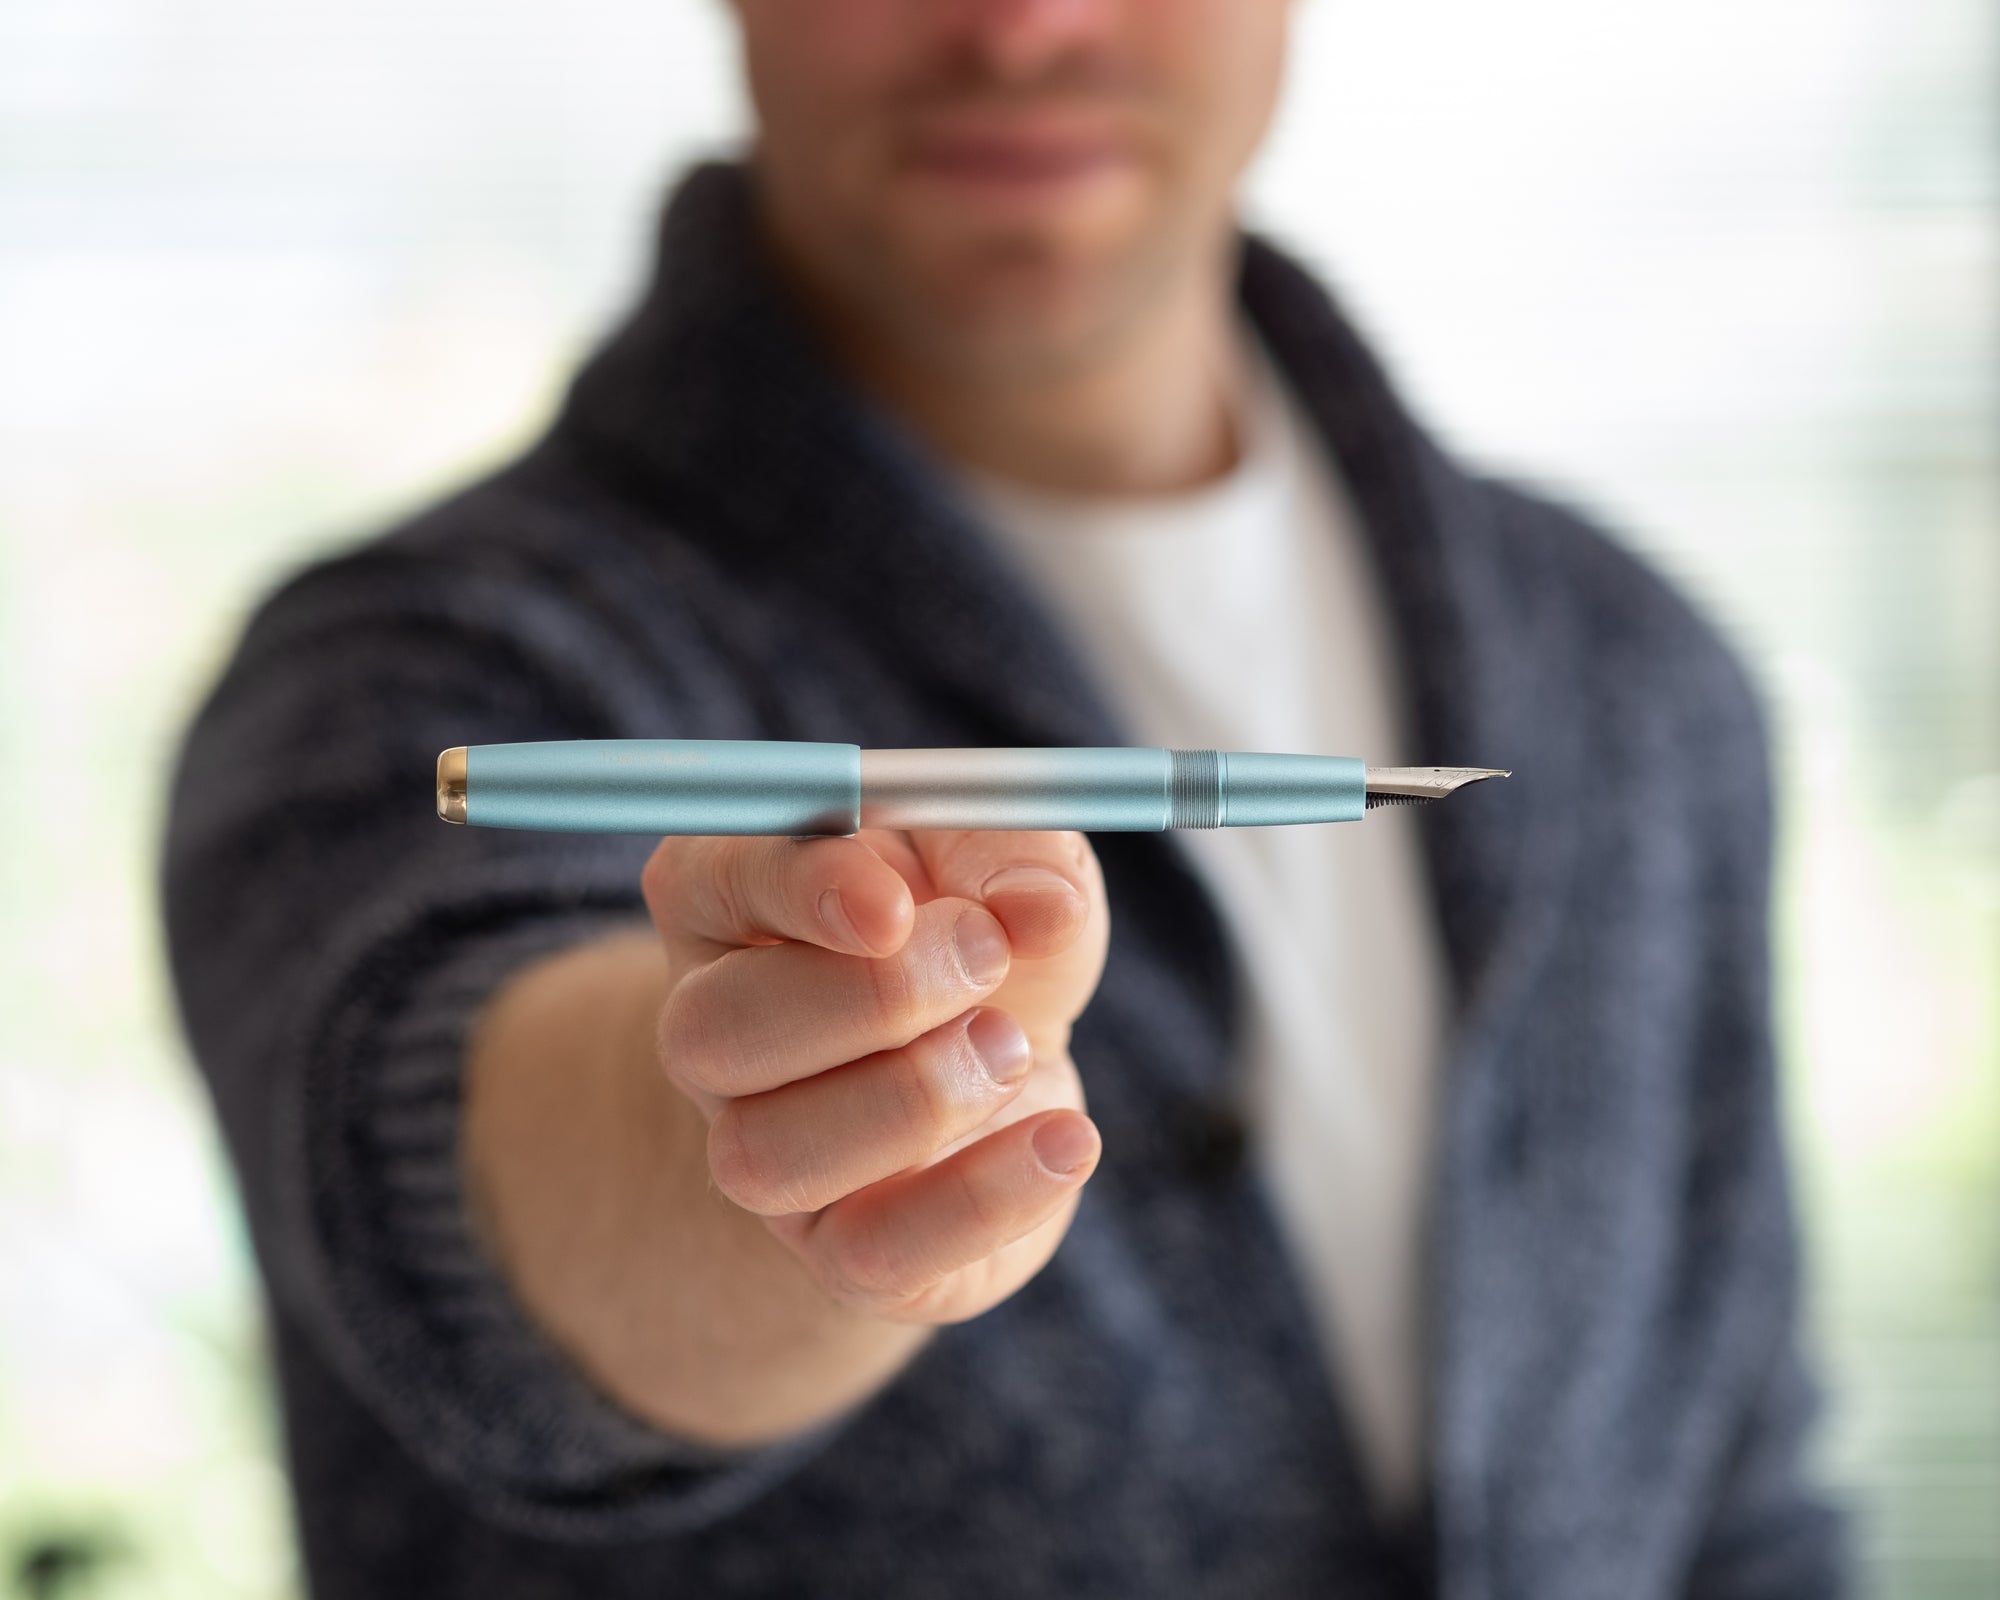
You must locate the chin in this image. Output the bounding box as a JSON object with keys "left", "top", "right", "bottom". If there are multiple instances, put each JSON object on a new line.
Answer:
{"left": 906, "top": 262, "right": 1130, "bottom": 380}
{"left": 875, "top": 213, "right": 1169, "bottom": 376}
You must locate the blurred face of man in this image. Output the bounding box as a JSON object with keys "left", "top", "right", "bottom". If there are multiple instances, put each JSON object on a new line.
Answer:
{"left": 730, "top": 0, "right": 1293, "bottom": 383}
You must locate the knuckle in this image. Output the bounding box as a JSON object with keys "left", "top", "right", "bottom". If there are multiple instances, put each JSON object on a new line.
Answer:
{"left": 727, "top": 840, "right": 792, "bottom": 937}
{"left": 864, "top": 946, "right": 925, "bottom": 1042}
{"left": 704, "top": 1106, "right": 764, "bottom": 1209}
{"left": 945, "top": 1154, "right": 1005, "bottom": 1240}
{"left": 883, "top": 1278, "right": 964, "bottom": 1325}
{"left": 689, "top": 840, "right": 739, "bottom": 935}
{"left": 720, "top": 1108, "right": 837, "bottom": 1217}
{"left": 708, "top": 1108, "right": 822, "bottom": 1216}
{"left": 720, "top": 843, "right": 762, "bottom": 928}
{"left": 651, "top": 837, "right": 741, "bottom": 941}
{"left": 640, "top": 840, "right": 684, "bottom": 926}
{"left": 926, "top": 829, "right": 982, "bottom": 884}
{"left": 820, "top": 1216, "right": 910, "bottom": 1306}
{"left": 884, "top": 1044, "right": 955, "bottom": 1145}
{"left": 656, "top": 977, "right": 726, "bottom": 1096}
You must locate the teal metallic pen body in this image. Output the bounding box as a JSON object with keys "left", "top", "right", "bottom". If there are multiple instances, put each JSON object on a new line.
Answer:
{"left": 435, "top": 740, "right": 1506, "bottom": 835}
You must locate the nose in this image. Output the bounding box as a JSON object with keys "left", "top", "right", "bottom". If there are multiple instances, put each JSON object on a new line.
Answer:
{"left": 942, "top": 0, "right": 1116, "bottom": 84}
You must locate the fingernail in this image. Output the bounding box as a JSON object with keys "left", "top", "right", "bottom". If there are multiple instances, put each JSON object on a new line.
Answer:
{"left": 1031, "top": 1116, "right": 1099, "bottom": 1177}
{"left": 965, "top": 1008, "right": 1033, "bottom": 1084}
{"left": 952, "top": 906, "right": 1010, "bottom": 986}
{"left": 818, "top": 887, "right": 867, "bottom": 952}
{"left": 980, "top": 865, "right": 1080, "bottom": 905}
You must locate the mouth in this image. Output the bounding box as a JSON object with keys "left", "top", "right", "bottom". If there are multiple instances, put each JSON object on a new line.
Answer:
{"left": 898, "top": 110, "right": 1136, "bottom": 197}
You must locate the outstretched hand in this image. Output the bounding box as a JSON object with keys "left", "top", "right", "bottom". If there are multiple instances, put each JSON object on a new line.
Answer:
{"left": 641, "top": 825, "right": 1112, "bottom": 1325}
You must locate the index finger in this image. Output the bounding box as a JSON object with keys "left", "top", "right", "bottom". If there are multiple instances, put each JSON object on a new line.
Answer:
{"left": 905, "top": 829, "right": 1093, "bottom": 960}
{"left": 641, "top": 834, "right": 916, "bottom": 958}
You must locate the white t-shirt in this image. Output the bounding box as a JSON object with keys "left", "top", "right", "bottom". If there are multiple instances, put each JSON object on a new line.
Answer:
{"left": 957, "top": 337, "right": 1448, "bottom": 1516}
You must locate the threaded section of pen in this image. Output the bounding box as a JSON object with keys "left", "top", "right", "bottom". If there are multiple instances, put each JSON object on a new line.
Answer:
{"left": 1168, "top": 749, "right": 1223, "bottom": 828}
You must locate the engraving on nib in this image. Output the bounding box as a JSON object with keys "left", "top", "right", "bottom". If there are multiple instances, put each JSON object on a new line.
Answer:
{"left": 1363, "top": 766, "right": 1511, "bottom": 810}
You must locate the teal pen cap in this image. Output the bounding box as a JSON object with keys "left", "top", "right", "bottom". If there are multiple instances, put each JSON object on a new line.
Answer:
{"left": 436, "top": 740, "right": 1508, "bottom": 835}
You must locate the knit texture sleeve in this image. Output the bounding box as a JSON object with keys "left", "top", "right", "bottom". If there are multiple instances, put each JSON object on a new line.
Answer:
{"left": 160, "top": 530, "right": 843, "bottom": 1540}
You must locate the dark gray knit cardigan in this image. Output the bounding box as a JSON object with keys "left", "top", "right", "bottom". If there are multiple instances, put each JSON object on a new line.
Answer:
{"left": 161, "top": 161, "right": 1851, "bottom": 1598}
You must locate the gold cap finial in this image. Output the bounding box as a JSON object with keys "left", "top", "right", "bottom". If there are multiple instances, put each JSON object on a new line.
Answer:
{"left": 436, "top": 747, "right": 468, "bottom": 824}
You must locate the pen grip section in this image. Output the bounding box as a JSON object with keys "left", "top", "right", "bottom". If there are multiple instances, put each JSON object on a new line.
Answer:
{"left": 1220, "top": 753, "right": 1367, "bottom": 825}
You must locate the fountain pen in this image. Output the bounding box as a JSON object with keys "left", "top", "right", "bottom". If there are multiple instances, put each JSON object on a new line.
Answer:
{"left": 435, "top": 740, "right": 1507, "bottom": 835}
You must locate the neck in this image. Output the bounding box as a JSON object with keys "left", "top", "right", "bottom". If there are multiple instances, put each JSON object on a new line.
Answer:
{"left": 769, "top": 230, "right": 1248, "bottom": 498}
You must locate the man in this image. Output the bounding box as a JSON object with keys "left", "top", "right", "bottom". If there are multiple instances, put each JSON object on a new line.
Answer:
{"left": 161, "top": 2, "right": 1851, "bottom": 1595}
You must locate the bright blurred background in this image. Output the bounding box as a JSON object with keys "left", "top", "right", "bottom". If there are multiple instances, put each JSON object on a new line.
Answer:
{"left": 1, "top": 1, "right": 1993, "bottom": 1595}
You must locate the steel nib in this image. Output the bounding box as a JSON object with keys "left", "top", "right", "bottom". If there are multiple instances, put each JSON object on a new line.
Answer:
{"left": 1363, "top": 766, "right": 1512, "bottom": 810}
